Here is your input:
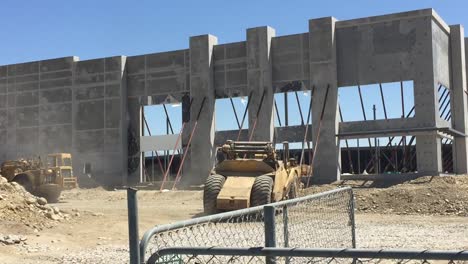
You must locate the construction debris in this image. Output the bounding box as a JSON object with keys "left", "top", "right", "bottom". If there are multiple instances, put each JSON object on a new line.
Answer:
{"left": 0, "top": 175, "right": 72, "bottom": 232}
{"left": 0, "top": 234, "right": 27, "bottom": 245}
{"left": 303, "top": 175, "right": 468, "bottom": 216}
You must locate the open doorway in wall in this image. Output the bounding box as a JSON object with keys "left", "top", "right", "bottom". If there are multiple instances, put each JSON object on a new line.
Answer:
{"left": 141, "top": 102, "right": 182, "bottom": 184}
{"left": 441, "top": 137, "right": 453, "bottom": 173}
{"left": 338, "top": 81, "right": 419, "bottom": 178}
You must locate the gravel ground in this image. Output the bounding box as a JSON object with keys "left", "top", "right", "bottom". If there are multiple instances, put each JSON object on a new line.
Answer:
{"left": 14, "top": 213, "right": 463, "bottom": 264}
{"left": 1, "top": 185, "right": 467, "bottom": 263}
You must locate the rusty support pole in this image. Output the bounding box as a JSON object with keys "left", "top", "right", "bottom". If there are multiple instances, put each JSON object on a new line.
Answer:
{"left": 358, "top": 85, "right": 374, "bottom": 172}
{"left": 339, "top": 106, "right": 354, "bottom": 174}
{"left": 294, "top": 91, "right": 305, "bottom": 126}
{"left": 248, "top": 90, "right": 266, "bottom": 142}
{"left": 306, "top": 85, "right": 330, "bottom": 187}
{"left": 284, "top": 92, "right": 289, "bottom": 127}
{"left": 172, "top": 97, "right": 208, "bottom": 189}
{"left": 299, "top": 88, "right": 313, "bottom": 168}
{"left": 159, "top": 98, "right": 194, "bottom": 190}
{"left": 274, "top": 100, "right": 282, "bottom": 127}
{"left": 236, "top": 91, "right": 253, "bottom": 141}
{"left": 142, "top": 111, "right": 165, "bottom": 177}
{"left": 229, "top": 97, "right": 241, "bottom": 129}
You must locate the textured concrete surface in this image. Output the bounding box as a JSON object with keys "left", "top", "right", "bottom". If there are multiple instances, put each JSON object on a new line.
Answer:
{"left": 0, "top": 8, "right": 466, "bottom": 186}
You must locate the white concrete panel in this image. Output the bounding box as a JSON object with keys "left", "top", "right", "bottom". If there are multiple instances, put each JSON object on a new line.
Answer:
{"left": 140, "top": 134, "right": 180, "bottom": 152}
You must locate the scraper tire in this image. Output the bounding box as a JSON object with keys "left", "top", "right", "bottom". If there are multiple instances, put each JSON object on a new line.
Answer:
{"left": 203, "top": 174, "right": 225, "bottom": 214}
{"left": 250, "top": 176, "right": 273, "bottom": 207}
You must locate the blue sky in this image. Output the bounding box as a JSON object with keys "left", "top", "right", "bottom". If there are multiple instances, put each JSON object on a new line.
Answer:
{"left": 0, "top": 1, "right": 465, "bottom": 64}
{"left": 0, "top": 0, "right": 463, "bottom": 149}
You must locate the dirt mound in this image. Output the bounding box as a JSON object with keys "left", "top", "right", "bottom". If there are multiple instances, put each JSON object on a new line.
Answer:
{"left": 0, "top": 176, "right": 72, "bottom": 234}
{"left": 303, "top": 175, "right": 468, "bottom": 216}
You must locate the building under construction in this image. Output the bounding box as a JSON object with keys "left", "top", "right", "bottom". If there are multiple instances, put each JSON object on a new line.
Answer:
{"left": 0, "top": 8, "right": 466, "bottom": 187}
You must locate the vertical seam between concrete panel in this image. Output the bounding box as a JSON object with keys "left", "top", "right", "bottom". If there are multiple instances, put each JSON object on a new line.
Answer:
{"left": 144, "top": 56, "right": 148, "bottom": 98}
{"left": 104, "top": 59, "right": 107, "bottom": 136}
{"left": 38, "top": 63, "right": 41, "bottom": 129}
{"left": 224, "top": 45, "right": 227, "bottom": 94}
{"left": 184, "top": 50, "right": 188, "bottom": 92}
{"left": 72, "top": 59, "right": 76, "bottom": 158}
{"left": 14, "top": 68, "right": 17, "bottom": 156}
{"left": 300, "top": 34, "right": 305, "bottom": 84}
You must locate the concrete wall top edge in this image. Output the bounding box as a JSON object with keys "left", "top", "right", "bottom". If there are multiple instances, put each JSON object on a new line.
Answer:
{"left": 214, "top": 41, "right": 246, "bottom": 48}
{"left": 0, "top": 56, "right": 79, "bottom": 68}
{"left": 76, "top": 55, "right": 127, "bottom": 63}
{"left": 336, "top": 8, "right": 433, "bottom": 28}
{"left": 273, "top": 32, "right": 308, "bottom": 41}
{"left": 127, "top": 49, "right": 189, "bottom": 60}
{"left": 431, "top": 9, "right": 450, "bottom": 34}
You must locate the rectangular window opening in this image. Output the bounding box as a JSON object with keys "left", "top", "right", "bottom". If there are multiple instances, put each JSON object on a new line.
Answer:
{"left": 338, "top": 81, "right": 415, "bottom": 122}
{"left": 274, "top": 90, "right": 312, "bottom": 127}
{"left": 215, "top": 96, "right": 249, "bottom": 131}
{"left": 143, "top": 103, "right": 182, "bottom": 137}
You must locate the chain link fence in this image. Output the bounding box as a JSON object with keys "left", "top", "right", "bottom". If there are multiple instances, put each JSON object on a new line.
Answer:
{"left": 147, "top": 247, "right": 468, "bottom": 264}
{"left": 138, "top": 187, "right": 355, "bottom": 263}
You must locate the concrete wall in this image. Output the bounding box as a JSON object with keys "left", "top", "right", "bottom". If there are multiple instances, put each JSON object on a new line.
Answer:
{"left": 0, "top": 8, "right": 465, "bottom": 186}
{"left": 0, "top": 56, "right": 128, "bottom": 186}
{"left": 73, "top": 56, "right": 127, "bottom": 186}
{"left": 0, "top": 57, "right": 76, "bottom": 161}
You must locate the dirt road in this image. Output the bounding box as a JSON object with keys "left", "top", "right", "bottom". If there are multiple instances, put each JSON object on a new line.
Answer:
{"left": 0, "top": 182, "right": 467, "bottom": 263}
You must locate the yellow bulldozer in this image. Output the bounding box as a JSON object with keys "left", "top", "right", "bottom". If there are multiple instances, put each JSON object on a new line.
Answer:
{"left": 203, "top": 140, "right": 301, "bottom": 214}
{"left": 0, "top": 153, "right": 78, "bottom": 202}
{"left": 46, "top": 153, "right": 78, "bottom": 189}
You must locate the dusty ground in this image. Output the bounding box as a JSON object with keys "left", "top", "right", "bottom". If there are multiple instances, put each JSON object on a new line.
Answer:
{"left": 306, "top": 175, "right": 468, "bottom": 216}
{"left": 0, "top": 176, "right": 467, "bottom": 263}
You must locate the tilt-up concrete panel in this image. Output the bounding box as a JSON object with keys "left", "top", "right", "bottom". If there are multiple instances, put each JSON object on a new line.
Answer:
{"left": 309, "top": 17, "right": 341, "bottom": 183}
{"left": 181, "top": 34, "right": 218, "bottom": 186}
{"left": 247, "top": 26, "right": 275, "bottom": 142}
{"left": 450, "top": 25, "right": 468, "bottom": 174}
{"left": 73, "top": 56, "right": 127, "bottom": 186}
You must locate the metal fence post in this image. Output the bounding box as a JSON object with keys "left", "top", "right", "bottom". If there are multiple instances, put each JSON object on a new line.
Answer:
{"left": 282, "top": 205, "right": 289, "bottom": 247}
{"left": 349, "top": 190, "right": 357, "bottom": 264}
{"left": 350, "top": 191, "right": 356, "bottom": 248}
{"left": 282, "top": 205, "right": 290, "bottom": 264}
{"left": 264, "top": 205, "right": 276, "bottom": 264}
{"left": 128, "top": 188, "right": 140, "bottom": 264}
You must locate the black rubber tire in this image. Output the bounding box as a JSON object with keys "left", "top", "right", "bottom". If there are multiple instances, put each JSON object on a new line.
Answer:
{"left": 203, "top": 174, "right": 225, "bottom": 214}
{"left": 250, "top": 176, "right": 273, "bottom": 207}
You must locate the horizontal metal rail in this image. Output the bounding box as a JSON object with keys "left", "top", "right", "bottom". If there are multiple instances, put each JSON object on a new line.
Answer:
{"left": 139, "top": 187, "right": 352, "bottom": 261}
{"left": 148, "top": 247, "right": 468, "bottom": 263}
{"left": 337, "top": 126, "right": 466, "bottom": 139}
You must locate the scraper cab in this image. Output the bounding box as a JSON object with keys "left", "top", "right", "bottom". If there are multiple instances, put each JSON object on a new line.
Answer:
{"left": 203, "top": 140, "right": 302, "bottom": 214}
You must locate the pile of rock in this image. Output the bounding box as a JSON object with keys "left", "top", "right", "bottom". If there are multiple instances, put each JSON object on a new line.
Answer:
{"left": 303, "top": 175, "right": 468, "bottom": 217}
{"left": 0, "top": 175, "right": 72, "bottom": 232}
{"left": 0, "top": 234, "right": 27, "bottom": 245}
